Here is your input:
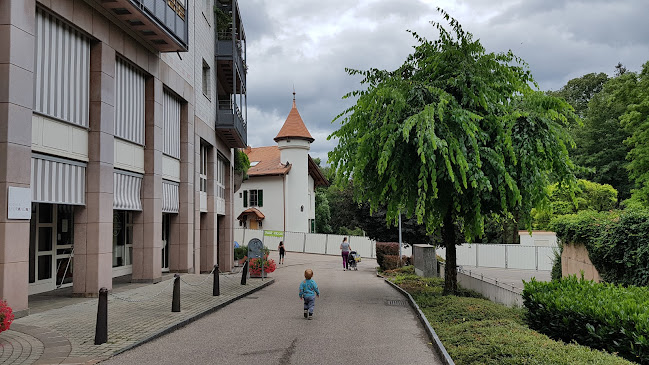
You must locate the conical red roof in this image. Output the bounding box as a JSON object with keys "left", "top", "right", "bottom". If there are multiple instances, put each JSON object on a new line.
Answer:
{"left": 274, "top": 97, "right": 314, "bottom": 143}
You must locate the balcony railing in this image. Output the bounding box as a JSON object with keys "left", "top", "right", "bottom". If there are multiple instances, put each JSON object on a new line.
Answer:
{"left": 96, "top": 0, "right": 188, "bottom": 52}
{"left": 216, "top": 99, "right": 247, "bottom": 148}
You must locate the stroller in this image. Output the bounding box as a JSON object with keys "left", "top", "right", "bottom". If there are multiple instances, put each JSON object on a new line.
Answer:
{"left": 347, "top": 251, "right": 361, "bottom": 271}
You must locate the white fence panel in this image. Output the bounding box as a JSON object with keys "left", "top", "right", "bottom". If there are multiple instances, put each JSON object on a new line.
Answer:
{"left": 326, "top": 235, "right": 346, "bottom": 256}
{"left": 349, "top": 236, "right": 373, "bottom": 258}
{"left": 456, "top": 244, "right": 478, "bottom": 267}
{"left": 234, "top": 228, "right": 244, "bottom": 246}
{"left": 305, "top": 233, "right": 327, "bottom": 254}
{"left": 479, "top": 245, "right": 506, "bottom": 268}
{"left": 506, "top": 245, "right": 536, "bottom": 270}
{"left": 537, "top": 247, "right": 555, "bottom": 271}
{"left": 262, "top": 234, "right": 283, "bottom": 251}
{"left": 241, "top": 229, "right": 263, "bottom": 245}
{"left": 284, "top": 231, "right": 305, "bottom": 252}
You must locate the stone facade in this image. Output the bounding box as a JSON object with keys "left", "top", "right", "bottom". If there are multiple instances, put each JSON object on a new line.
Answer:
{"left": 0, "top": 0, "right": 240, "bottom": 315}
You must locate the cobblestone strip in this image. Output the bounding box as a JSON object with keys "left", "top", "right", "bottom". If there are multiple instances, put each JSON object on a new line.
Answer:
{"left": 0, "top": 325, "right": 46, "bottom": 365}
{"left": 10, "top": 273, "right": 271, "bottom": 363}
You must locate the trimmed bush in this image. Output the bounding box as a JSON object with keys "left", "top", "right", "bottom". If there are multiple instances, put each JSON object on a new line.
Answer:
{"left": 523, "top": 276, "right": 649, "bottom": 363}
{"left": 234, "top": 245, "right": 247, "bottom": 260}
{"left": 387, "top": 274, "right": 631, "bottom": 364}
{"left": 376, "top": 242, "right": 399, "bottom": 270}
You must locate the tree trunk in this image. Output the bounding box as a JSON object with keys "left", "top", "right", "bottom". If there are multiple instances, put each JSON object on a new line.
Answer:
{"left": 442, "top": 213, "right": 457, "bottom": 294}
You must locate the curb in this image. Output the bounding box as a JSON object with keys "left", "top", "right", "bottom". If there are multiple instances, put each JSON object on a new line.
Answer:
{"left": 108, "top": 279, "right": 275, "bottom": 359}
{"left": 380, "top": 273, "right": 455, "bottom": 365}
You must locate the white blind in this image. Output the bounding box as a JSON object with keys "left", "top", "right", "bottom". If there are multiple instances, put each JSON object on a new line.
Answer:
{"left": 34, "top": 8, "right": 90, "bottom": 127}
{"left": 163, "top": 91, "right": 181, "bottom": 159}
{"left": 115, "top": 58, "right": 146, "bottom": 145}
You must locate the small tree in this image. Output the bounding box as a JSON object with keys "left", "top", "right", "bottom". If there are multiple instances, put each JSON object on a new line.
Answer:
{"left": 328, "top": 9, "right": 576, "bottom": 293}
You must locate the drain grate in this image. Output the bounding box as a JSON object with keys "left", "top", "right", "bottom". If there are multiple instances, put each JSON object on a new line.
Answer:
{"left": 385, "top": 299, "right": 408, "bottom": 307}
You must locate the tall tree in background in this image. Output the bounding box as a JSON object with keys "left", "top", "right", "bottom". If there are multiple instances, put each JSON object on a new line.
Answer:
{"left": 621, "top": 61, "right": 649, "bottom": 206}
{"left": 328, "top": 9, "right": 576, "bottom": 293}
{"left": 548, "top": 72, "right": 608, "bottom": 119}
{"left": 575, "top": 71, "right": 637, "bottom": 200}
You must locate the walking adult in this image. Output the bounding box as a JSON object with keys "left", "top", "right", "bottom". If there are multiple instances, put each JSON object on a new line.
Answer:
{"left": 340, "top": 237, "right": 351, "bottom": 271}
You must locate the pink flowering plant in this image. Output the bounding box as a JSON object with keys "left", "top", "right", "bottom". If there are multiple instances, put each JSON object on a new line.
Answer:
{"left": 0, "top": 300, "right": 14, "bottom": 333}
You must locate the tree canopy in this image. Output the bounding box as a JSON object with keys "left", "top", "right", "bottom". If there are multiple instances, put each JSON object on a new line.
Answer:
{"left": 328, "top": 9, "right": 576, "bottom": 293}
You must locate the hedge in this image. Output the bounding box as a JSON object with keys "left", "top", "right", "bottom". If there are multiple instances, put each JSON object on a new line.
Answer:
{"left": 376, "top": 242, "right": 399, "bottom": 271}
{"left": 523, "top": 276, "right": 649, "bottom": 363}
{"left": 550, "top": 209, "right": 649, "bottom": 286}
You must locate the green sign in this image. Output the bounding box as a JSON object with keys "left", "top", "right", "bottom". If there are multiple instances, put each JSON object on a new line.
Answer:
{"left": 264, "top": 230, "right": 283, "bottom": 237}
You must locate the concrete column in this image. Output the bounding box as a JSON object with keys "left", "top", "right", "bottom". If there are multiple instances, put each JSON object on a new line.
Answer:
{"left": 0, "top": 0, "right": 35, "bottom": 315}
{"left": 218, "top": 154, "right": 234, "bottom": 271}
{"left": 200, "top": 142, "right": 217, "bottom": 272}
{"left": 132, "top": 77, "right": 163, "bottom": 283}
{"left": 170, "top": 101, "right": 194, "bottom": 272}
{"left": 74, "top": 41, "right": 115, "bottom": 296}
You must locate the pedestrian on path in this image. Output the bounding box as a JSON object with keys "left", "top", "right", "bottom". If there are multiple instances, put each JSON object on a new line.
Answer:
{"left": 278, "top": 241, "right": 285, "bottom": 264}
{"left": 340, "top": 237, "right": 351, "bottom": 271}
{"left": 299, "top": 269, "right": 320, "bottom": 320}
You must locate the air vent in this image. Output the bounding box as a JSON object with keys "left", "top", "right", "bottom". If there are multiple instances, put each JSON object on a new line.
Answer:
{"left": 152, "top": 39, "right": 168, "bottom": 45}
{"left": 141, "top": 30, "right": 157, "bottom": 36}
{"left": 128, "top": 20, "right": 145, "bottom": 26}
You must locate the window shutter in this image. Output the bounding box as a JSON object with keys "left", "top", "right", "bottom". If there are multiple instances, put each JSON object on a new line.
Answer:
{"left": 243, "top": 190, "right": 248, "bottom": 207}
{"left": 258, "top": 190, "right": 263, "bottom": 207}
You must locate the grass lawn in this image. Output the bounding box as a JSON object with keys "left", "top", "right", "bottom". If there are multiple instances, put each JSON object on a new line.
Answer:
{"left": 385, "top": 267, "right": 632, "bottom": 365}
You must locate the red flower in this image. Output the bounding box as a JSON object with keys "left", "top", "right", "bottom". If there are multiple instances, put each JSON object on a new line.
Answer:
{"left": 0, "top": 300, "right": 14, "bottom": 333}
{"left": 249, "top": 255, "right": 276, "bottom": 275}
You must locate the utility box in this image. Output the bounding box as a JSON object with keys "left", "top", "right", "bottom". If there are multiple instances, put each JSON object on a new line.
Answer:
{"left": 413, "top": 244, "right": 437, "bottom": 278}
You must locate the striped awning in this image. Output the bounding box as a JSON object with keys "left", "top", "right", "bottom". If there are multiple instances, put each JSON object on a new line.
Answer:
{"left": 31, "top": 154, "right": 86, "bottom": 205}
{"left": 113, "top": 171, "right": 142, "bottom": 211}
{"left": 162, "top": 180, "right": 179, "bottom": 214}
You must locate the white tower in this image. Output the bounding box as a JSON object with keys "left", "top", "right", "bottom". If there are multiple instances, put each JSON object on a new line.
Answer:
{"left": 274, "top": 93, "right": 314, "bottom": 233}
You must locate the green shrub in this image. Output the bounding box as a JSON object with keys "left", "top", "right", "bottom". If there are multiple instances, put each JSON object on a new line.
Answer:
{"left": 550, "top": 209, "right": 649, "bottom": 286}
{"left": 523, "top": 276, "right": 649, "bottom": 363}
{"left": 234, "top": 245, "right": 247, "bottom": 260}
{"left": 390, "top": 275, "right": 630, "bottom": 364}
{"left": 551, "top": 244, "right": 562, "bottom": 281}
{"left": 376, "top": 242, "right": 399, "bottom": 270}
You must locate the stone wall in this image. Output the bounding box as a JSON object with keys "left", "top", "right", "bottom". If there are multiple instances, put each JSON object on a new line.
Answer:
{"left": 413, "top": 244, "right": 437, "bottom": 278}
{"left": 561, "top": 243, "right": 601, "bottom": 282}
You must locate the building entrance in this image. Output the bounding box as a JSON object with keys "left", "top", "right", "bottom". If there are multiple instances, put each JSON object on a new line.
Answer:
{"left": 29, "top": 204, "right": 75, "bottom": 295}
{"left": 162, "top": 213, "right": 170, "bottom": 272}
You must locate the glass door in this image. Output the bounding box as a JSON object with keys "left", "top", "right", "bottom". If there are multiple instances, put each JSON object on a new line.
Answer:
{"left": 112, "top": 211, "right": 133, "bottom": 277}
{"left": 162, "top": 214, "right": 170, "bottom": 272}
{"left": 29, "top": 204, "right": 56, "bottom": 294}
{"left": 55, "top": 205, "right": 74, "bottom": 287}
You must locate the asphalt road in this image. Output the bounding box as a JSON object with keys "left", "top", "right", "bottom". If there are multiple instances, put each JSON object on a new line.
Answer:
{"left": 101, "top": 252, "right": 441, "bottom": 365}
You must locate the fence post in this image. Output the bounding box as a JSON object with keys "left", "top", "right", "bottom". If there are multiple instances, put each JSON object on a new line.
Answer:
{"left": 261, "top": 230, "right": 265, "bottom": 246}
{"left": 475, "top": 245, "right": 479, "bottom": 267}
{"left": 324, "top": 234, "right": 328, "bottom": 254}
{"left": 94, "top": 287, "right": 108, "bottom": 345}
{"left": 240, "top": 260, "right": 248, "bottom": 285}
{"left": 505, "top": 245, "right": 508, "bottom": 269}
{"left": 303, "top": 232, "right": 307, "bottom": 253}
{"left": 172, "top": 274, "right": 180, "bottom": 312}
{"left": 242, "top": 228, "right": 246, "bottom": 247}
{"left": 212, "top": 264, "right": 220, "bottom": 296}
{"left": 535, "top": 246, "right": 539, "bottom": 271}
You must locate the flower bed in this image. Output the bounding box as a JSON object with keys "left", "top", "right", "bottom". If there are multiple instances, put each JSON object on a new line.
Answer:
{"left": 0, "top": 300, "right": 14, "bottom": 333}
{"left": 249, "top": 256, "right": 276, "bottom": 277}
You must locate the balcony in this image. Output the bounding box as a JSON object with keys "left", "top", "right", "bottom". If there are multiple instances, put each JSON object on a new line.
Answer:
{"left": 94, "top": 0, "right": 188, "bottom": 52}
{"left": 216, "top": 99, "right": 247, "bottom": 148}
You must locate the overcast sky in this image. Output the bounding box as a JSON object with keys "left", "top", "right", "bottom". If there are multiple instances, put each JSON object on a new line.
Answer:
{"left": 237, "top": 0, "right": 649, "bottom": 164}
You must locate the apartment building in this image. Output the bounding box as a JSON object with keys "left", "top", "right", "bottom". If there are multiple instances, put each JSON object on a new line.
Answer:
{"left": 0, "top": 0, "right": 247, "bottom": 316}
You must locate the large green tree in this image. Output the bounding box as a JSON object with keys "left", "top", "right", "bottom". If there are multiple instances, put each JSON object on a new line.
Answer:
{"left": 621, "top": 61, "right": 649, "bottom": 206}
{"left": 572, "top": 72, "right": 636, "bottom": 200}
{"left": 548, "top": 72, "right": 608, "bottom": 120}
{"left": 328, "top": 9, "right": 576, "bottom": 293}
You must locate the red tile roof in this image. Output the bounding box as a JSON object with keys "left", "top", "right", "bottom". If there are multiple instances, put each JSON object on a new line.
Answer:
{"left": 274, "top": 99, "right": 314, "bottom": 143}
{"left": 245, "top": 146, "right": 291, "bottom": 176}
{"left": 237, "top": 207, "right": 265, "bottom": 221}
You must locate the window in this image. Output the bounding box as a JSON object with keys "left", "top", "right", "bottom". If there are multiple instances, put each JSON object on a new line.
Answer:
{"left": 200, "top": 144, "right": 208, "bottom": 193}
{"left": 243, "top": 189, "right": 263, "bottom": 207}
{"left": 216, "top": 154, "right": 226, "bottom": 199}
{"left": 202, "top": 60, "right": 211, "bottom": 99}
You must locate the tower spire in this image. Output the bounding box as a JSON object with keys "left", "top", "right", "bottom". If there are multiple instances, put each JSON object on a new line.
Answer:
{"left": 292, "top": 85, "right": 296, "bottom": 108}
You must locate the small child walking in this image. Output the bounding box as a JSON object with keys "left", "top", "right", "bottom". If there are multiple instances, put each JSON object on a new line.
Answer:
{"left": 299, "top": 269, "right": 320, "bottom": 320}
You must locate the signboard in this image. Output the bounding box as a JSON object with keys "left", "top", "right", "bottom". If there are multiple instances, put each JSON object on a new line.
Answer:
{"left": 247, "top": 238, "right": 264, "bottom": 259}
{"left": 8, "top": 187, "right": 31, "bottom": 220}
{"left": 264, "top": 230, "right": 283, "bottom": 237}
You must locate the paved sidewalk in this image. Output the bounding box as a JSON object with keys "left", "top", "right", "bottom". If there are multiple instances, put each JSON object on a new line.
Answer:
{"left": 0, "top": 270, "right": 271, "bottom": 364}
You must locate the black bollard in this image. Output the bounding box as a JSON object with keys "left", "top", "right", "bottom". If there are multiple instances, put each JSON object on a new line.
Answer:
{"left": 212, "top": 264, "right": 220, "bottom": 296}
{"left": 240, "top": 260, "right": 248, "bottom": 285}
{"left": 94, "top": 287, "right": 108, "bottom": 345}
{"left": 172, "top": 274, "right": 180, "bottom": 312}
